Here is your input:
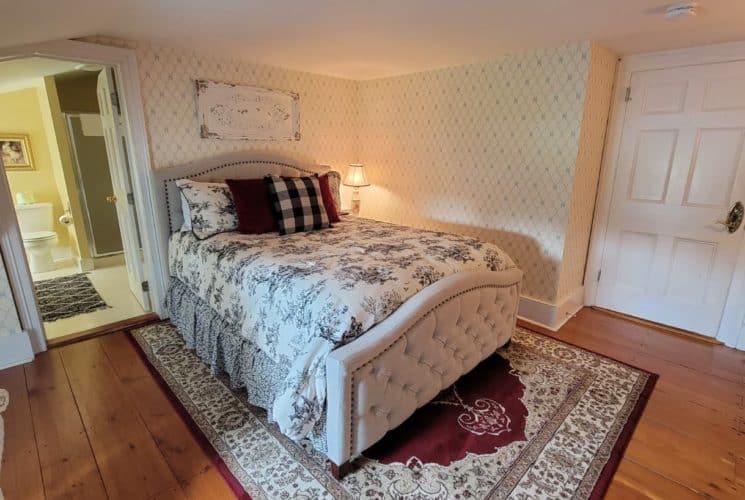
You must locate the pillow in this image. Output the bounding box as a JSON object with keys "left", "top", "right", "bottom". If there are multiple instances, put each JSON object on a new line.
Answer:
{"left": 226, "top": 178, "right": 278, "bottom": 234}
{"left": 318, "top": 174, "right": 340, "bottom": 223}
{"left": 175, "top": 179, "right": 238, "bottom": 239}
{"left": 265, "top": 175, "right": 330, "bottom": 235}
{"left": 323, "top": 170, "right": 342, "bottom": 213}
{"left": 179, "top": 192, "right": 192, "bottom": 232}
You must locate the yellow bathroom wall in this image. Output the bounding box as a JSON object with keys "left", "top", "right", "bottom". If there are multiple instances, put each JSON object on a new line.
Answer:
{"left": 0, "top": 87, "right": 70, "bottom": 251}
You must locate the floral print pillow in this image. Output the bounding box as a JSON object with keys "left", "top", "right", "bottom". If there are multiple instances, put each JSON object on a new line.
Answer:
{"left": 176, "top": 179, "right": 238, "bottom": 239}
{"left": 323, "top": 170, "right": 342, "bottom": 212}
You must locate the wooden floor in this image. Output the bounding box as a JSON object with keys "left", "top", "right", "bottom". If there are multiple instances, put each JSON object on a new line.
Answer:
{"left": 1, "top": 308, "right": 744, "bottom": 499}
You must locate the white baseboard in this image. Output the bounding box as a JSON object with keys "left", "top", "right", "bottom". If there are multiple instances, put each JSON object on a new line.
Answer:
{"left": 0, "top": 331, "right": 34, "bottom": 370}
{"left": 518, "top": 287, "right": 585, "bottom": 331}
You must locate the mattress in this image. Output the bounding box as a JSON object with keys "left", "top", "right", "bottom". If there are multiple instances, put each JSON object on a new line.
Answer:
{"left": 168, "top": 216, "right": 516, "bottom": 440}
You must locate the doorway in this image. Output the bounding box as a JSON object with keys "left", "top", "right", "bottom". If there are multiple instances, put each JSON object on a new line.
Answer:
{"left": 0, "top": 56, "right": 151, "bottom": 344}
{"left": 587, "top": 50, "right": 745, "bottom": 344}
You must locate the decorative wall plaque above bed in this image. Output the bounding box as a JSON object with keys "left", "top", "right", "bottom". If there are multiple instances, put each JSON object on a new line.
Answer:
{"left": 195, "top": 79, "right": 300, "bottom": 140}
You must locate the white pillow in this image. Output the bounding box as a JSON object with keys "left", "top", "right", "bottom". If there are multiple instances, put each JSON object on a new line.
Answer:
{"left": 176, "top": 179, "right": 237, "bottom": 239}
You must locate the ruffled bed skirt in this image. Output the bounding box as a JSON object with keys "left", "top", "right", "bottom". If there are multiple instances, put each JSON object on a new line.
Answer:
{"left": 166, "top": 277, "right": 327, "bottom": 452}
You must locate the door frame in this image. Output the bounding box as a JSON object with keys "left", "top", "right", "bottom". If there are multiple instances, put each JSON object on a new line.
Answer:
{"left": 0, "top": 39, "right": 166, "bottom": 354}
{"left": 585, "top": 41, "right": 745, "bottom": 348}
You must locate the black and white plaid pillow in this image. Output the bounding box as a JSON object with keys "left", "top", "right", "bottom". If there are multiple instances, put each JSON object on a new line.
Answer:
{"left": 265, "top": 175, "right": 331, "bottom": 235}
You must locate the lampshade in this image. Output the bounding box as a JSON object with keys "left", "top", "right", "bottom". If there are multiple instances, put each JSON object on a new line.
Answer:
{"left": 343, "top": 163, "right": 370, "bottom": 187}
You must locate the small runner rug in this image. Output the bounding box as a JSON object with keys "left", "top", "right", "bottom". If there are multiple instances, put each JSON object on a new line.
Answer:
{"left": 130, "top": 323, "right": 656, "bottom": 499}
{"left": 34, "top": 273, "right": 108, "bottom": 322}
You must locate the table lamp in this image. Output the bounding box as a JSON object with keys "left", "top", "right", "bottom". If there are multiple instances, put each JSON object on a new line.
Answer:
{"left": 343, "top": 163, "right": 370, "bottom": 216}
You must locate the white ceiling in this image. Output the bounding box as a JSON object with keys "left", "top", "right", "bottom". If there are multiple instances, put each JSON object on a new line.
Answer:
{"left": 0, "top": 57, "right": 80, "bottom": 93}
{"left": 2, "top": 1, "right": 745, "bottom": 80}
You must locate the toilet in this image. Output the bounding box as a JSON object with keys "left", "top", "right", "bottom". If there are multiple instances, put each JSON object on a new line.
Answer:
{"left": 15, "top": 202, "right": 58, "bottom": 273}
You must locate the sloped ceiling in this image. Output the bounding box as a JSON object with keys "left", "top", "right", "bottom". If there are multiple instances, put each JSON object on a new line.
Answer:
{"left": 2, "top": 0, "right": 744, "bottom": 79}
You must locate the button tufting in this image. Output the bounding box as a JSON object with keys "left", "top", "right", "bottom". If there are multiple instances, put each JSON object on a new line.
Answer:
{"left": 346, "top": 282, "right": 520, "bottom": 460}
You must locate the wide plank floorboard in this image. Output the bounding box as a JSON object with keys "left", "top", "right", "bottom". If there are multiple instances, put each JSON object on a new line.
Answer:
{"left": 58, "top": 338, "right": 183, "bottom": 499}
{"left": 0, "top": 364, "right": 44, "bottom": 500}
{"left": 605, "top": 459, "right": 704, "bottom": 499}
{"left": 99, "top": 332, "right": 235, "bottom": 499}
{"left": 24, "top": 350, "right": 108, "bottom": 499}
{"left": 1, "top": 307, "right": 744, "bottom": 498}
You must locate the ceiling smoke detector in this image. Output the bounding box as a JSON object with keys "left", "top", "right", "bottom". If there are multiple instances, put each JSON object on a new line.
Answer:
{"left": 665, "top": 2, "right": 699, "bottom": 20}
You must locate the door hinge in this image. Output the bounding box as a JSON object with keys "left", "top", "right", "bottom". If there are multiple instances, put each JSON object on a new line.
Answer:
{"left": 110, "top": 90, "right": 120, "bottom": 114}
{"left": 597, "top": 269, "right": 602, "bottom": 282}
{"left": 141, "top": 281, "right": 149, "bottom": 292}
{"left": 624, "top": 86, "right": 632, "bottom": 102}
{"left": 127, "top": 192, "right": 135, "bottom": 205}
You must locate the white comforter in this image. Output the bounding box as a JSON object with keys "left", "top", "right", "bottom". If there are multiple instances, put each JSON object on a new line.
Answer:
{"left": 169, "top": 217, "right": 516, "bottom": 440}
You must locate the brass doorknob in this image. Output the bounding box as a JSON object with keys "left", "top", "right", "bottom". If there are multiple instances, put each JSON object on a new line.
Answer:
{"left": 106, "top": 195, "right": 117, "bottom": 204}
{"left": 716, "top": 201, "right": 744, "bottom": 233}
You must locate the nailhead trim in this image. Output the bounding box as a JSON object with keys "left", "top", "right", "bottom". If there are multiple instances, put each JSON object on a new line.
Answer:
{"left": 163, "top": 160, "right": 336, "bottom": 231}
{"left": 347, "top": 282, "right": 519, "bottom": 459}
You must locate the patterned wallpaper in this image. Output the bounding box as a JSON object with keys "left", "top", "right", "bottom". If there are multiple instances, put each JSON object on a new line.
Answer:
{"left": 79, "top": 37, "right": 614, "bottom": 305}
{"left": 83, "top": 36, "right": 359, "bottom": 173}
{"left": 358, "top": 43, "right": 615, "bottom": 303}
{"left": 0, "top": 254, "right": 21, "bottom": 337}
{"left": 557, "top": 45, "right": 617, "bottom": 301}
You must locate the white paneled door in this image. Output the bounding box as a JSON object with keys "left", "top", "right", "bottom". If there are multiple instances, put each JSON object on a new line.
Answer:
{"left": 597, "top": 61, "right": 745, "bottom": 337}
{"left": 97, "top": 67, "right": 151, "bottom": 311}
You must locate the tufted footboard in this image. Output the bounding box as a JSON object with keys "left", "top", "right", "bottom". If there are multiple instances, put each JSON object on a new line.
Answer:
{"left": 325, "top": 268, "right": 522, "bottom": 474}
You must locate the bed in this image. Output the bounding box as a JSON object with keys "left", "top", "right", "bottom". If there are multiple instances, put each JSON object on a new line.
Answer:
{"left": 152, "top": 151, "right": 523, "bottom": 477}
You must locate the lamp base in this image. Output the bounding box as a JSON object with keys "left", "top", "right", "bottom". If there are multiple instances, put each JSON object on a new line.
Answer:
{"left": 351, "top": 187, "right": 361, "bottom": 216}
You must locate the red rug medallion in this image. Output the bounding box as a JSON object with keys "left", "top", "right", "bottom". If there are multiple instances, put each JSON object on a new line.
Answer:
{"left": 365, "top": 354, "right": 528, "bottom": 467}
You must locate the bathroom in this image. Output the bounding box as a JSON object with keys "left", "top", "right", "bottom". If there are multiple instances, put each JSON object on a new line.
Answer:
{"left": 0, "top": 58, "right": 150, "bottom": 343}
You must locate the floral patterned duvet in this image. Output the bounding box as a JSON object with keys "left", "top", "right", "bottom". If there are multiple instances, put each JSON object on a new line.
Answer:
{"left": 168, "top": 217, "right": 516, "bottom": 441}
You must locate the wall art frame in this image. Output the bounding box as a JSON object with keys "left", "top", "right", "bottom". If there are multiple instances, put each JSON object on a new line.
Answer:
{"left": 196, "top": 79, "right": 300, "bottom": 141}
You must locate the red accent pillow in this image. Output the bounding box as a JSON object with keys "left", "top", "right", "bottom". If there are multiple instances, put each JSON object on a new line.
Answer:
{"left": 226, "top": 178, "right": 278, "bottom": 234}
{"left": 318, "top": 174, "right": 341, "bottom": 223}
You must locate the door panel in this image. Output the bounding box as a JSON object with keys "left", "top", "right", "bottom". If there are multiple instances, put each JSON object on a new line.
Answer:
{"left": 96, "top": 68, "right": 151, "bottom": 311}
{"left": 597, "top": 61, "right": 745, "bottom": 337}
{"left": 683, "top": 128, "right": 744, "bottom": 208}
{"left": 665, "top": 238, "right": 717, "bottom": 302}
{"left": 628, "top": 129, "right": 677, "bottom": 202}
{"left": 615, "top": 231, "right": 657, "bottom": 291}
{"left": 702, "top": 77, "right": 745, "bottom": 111}
{"left": 640, "top": 80, "right": 688, "bottom": 114}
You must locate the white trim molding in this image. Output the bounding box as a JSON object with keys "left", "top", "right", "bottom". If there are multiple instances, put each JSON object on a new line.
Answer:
{"left": 584, "top": 41, "right": 745, "bottom": 348}
{"left": 720, "top": 240, "right": 745, "bottom": 348}
{"left": 0, "top": 331, "right": 34, "bottom": 370}
{"left": 0, "top": 39, "right": 165, "bottom": 354}
{"left": 0, "top": 148, "right": 45, "bottom": 353}
{"left": 518, "top": 288, "right": 584, "bottom": 332}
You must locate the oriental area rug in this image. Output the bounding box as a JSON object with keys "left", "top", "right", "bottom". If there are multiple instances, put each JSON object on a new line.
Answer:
{"left": 130, "top": 323, "right": 656, "bottom": 499}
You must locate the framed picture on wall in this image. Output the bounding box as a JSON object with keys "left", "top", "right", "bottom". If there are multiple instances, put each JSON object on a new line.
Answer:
{"left": 195, "top": 79, "right": 300, "bottom": 140}
{"left": 0, "top": 134, "right": 34, "bottom": 171}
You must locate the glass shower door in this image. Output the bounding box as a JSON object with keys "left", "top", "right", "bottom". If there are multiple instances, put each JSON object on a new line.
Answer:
{"left": 66, "top": 113, "right": 123, "bottom": 257}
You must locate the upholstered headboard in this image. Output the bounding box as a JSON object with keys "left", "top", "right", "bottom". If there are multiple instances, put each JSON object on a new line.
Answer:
{"left": 151, "top": 151, "right": 333, "bottom": 286}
